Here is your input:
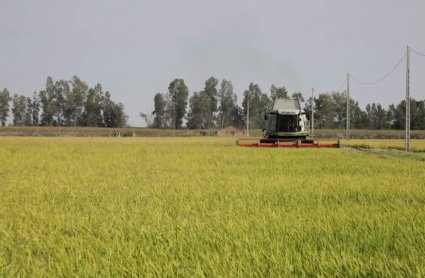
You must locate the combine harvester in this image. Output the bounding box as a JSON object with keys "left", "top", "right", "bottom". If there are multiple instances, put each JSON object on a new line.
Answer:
{"left": 237, "top": 97, "right": 340, "bottom": 148}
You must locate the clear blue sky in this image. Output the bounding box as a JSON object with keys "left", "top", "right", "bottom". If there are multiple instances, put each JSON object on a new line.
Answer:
{"left": 1, "top": 0, "right": 424, "bottom": 126}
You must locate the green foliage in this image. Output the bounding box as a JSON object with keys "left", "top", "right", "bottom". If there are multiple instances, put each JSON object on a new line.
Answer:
{"left": 80, "top": 84, "right": 104, "bottom": 127}
{"left": 231, "top": 105, "right": 245, "bottom": 128}
{"left": 243, "top": 83, "right": 270, "bottom": 129}
{"left": 270, "top": 84, "right": 288, "bottom": 101}
{"left": 168, "top": 79, "right": 189, "bottom": 129}
{"left": 3, "top": 76, "right": 126, "bottom": 128}
{"left": 186, "top": 91, "right": 211, "bottom": 129}
{"left": 202, "top": 77, "right": 219, "bottom": 128}
{"left": 40, "top": 76, "right": 57, "bottom": 126}
{"left": 218, "top": 80, "right": 237, "bottom": 129}
{"left": 365, "top": 103, "right": 389, "bottom": 129}
{"left": 11, "top": 94, "right": 27, "bottom": 126}
{"left": 68, "top": 76, "right": 89, "bottom": 126}
{"left": 291, "top": 92, "right": 304, "bottom": 102}
{"left": 305, "top": 90, "right": 425, "bottom": 130}
{"left": 1, "top": 138, "right": 425, "bottom": 277}
{"left": 0, "top": 88, "right": 12, "bottom": 126}
{"left": 24, "top": 97, "right": 32, "bottom": 126}
{"left": 103, "top": 92, "right": 128, "bottom": 128}
{"left": 152, "top": 93, "right": 167, "bottom": 128}
{"left": 389, "top": 99, "right": 425, "bottom": 130}
{"left": 54, "top": 79, "right": 69, "bottom": 126}
{"left": 31, "top": 92, "right": 40, "bottom": 126}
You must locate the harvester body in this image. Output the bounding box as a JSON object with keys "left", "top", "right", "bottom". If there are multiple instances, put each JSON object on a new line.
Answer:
{"left": 237, "top": 97, "right": 340, "bottom": 148}
{"left": 264, "top": 98, "right": 309, "bottom": 139}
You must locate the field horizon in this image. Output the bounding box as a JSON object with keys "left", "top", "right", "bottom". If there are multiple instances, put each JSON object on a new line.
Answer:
{"left": 1, "top": 126, "right": 425, "bottom": 139}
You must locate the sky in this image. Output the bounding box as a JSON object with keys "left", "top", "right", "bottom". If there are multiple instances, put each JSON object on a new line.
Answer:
{"left": 1, "top": 0, "right": 425, "bottom": 126}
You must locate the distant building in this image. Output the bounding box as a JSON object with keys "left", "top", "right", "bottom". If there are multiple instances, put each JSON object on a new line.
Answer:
{"left": 218, "top": 126, "right": 244, "bottom": 136}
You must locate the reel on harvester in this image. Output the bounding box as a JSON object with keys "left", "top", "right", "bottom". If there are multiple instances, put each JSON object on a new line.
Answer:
{"left": 236, "top": 97, "right": 340, "bottom": 148}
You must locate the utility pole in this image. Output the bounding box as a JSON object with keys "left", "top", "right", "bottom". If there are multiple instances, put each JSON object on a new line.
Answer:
{"left": 346, "top": 73, "right": 350, "bottom": 140}
{"left": 246, "top": 97, "right": 250, "bottom": 137}
{"left": 311, "top": 88, "right": 314, "bottom": 135}
{"left": 406, "top": 45, "right": 411, "bottom": 151}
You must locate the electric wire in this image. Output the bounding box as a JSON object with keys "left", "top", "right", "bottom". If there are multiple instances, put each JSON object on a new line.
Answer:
{"left": 304, "top": 88, "right": 312, "bottom": 96}
{"left": 349, "top": 53, "right": 407, "bottom": 85}
{"left": 411, "top": 48, "right": 425, "bottom": 57}
{"left": 335, "top": 79, "right": 347, "bottom": 92}
{"left": 304, "top": 79, "right": 346, "bottom": 98}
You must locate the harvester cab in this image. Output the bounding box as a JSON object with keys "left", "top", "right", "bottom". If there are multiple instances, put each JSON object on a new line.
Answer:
{"left": 263, "top": 97, "right": 309, "bottom": 139}
{"left": 237, "top": 97, "right": 340, "bottom": 148}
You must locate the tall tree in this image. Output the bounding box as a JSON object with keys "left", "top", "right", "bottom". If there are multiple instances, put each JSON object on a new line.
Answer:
{"left": 232, "top": 106, "right": 245, "bottom": 128}
{"left": 113, "top": 102, "right": 128, "bottom": 127}
{"left": 291, "top": 92, "right": 304, "bottom": 102}
{"left": 103, "top": 92, "right": 128, "bottom": 127}
{"left": 81, "top": 83, "right": 104, "bottom": 127}
{"left": 218, "top": 80, "right": 237, "bottom": 129}
{"left": 54, "top": 80, "right": 70, "bottom": 126}
{"left": 332, "top": 91, "right": 347, "bottom": 129}
{"left": 350, "top": 100, "right": 368, "bottom": 129}
{"left": 313, "top": 93, "right": 335, "bottom": 129}
{"left": 152, "top": 93, "right": 167, "bottom": 128}
{"left": 410, "top": 99, "right": 425, "bottom": 130}
{"left": 12, "top": 94, "right": 27, "bottom": 126}
{"left": 103, "top": 91, "right": 115, "bottom": 127}
{"left": 69, "top": 76, "right": 88, "bottom": 126}
{"left": 25, "top": 97, "right": 33, "bottom": 126}
{"left": 40, "top": 77, "right": 57, "bottom": 126}
{"left": 242, "top": 83, "right": 270, "bottom": 129}
{"left": 270, "top": 85, "right": 288, "bottom": 102}
{"left": 186, "top": 91, "right": 211, "bottom": 129}
{"left": 390, "top": 102, "right": 405, "bottom": 130}
{"left": 390, "top": 98, "right": 425, "bottom": 130}
{"left": 202, "top": 77, "right": 219, "bottom": 128}
{"left": 32, "top": 92, "right": 40, "bottom": 126}
{"left": 168, "top": 79, "right": 189, "bottom": 129}
{"left": 0, "top": 88, "right": 12, "bottom": 126}
{"left": 164, "top": 92, "right": 176, "bottom": 128}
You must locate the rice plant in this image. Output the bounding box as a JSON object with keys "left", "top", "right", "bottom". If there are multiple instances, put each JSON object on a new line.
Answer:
{"left": 1, "top": 137, "right": 424, "bottom": 277}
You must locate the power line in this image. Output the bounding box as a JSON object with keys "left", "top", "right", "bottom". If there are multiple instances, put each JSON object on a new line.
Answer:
{"left": 335, "top": 79, "right": 347, "bottom": 92}
{"left": 303, "top": 79, "right": 346, "bottom": 96}
{"left": 411, "top": 48, "right": 425, "bottom": 57}
{"left": 350, "top": 53, "right": 407, "bottom": 85}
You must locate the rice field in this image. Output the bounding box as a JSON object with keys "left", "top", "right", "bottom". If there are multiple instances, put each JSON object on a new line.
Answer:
{"left": 1, "top": 137, "right": 425, "bottom": 277}
{"left": 2, "top": 126, "right": 425, "bottom": 139}
{"left": 342, "top": 139, "right": 425, "bottom": 151}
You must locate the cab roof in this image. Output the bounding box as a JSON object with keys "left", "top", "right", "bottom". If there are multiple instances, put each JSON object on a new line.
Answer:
{"left": 272, "top": 97, "right": 302, "bottom": 112}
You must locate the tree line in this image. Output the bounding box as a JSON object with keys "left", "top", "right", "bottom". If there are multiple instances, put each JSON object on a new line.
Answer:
{"left": 1, "top": 75, "right": 423, "bottom": 130}
{"left": 140, "top": 77, "right": 304, "bottom": 130}
{"left": 0, "top": 76, "right": 128, "bottom": 127}
{"left": 304, "top": 92, "right": 425, "bottom": 130}
{"left": 142, "top": 76, "right": 425, "bottom": 130}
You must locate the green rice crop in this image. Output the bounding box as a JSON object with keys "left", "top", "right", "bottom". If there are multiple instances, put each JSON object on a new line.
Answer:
{"left": 1, "top": 137, "right": 425, "bottom": 277}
